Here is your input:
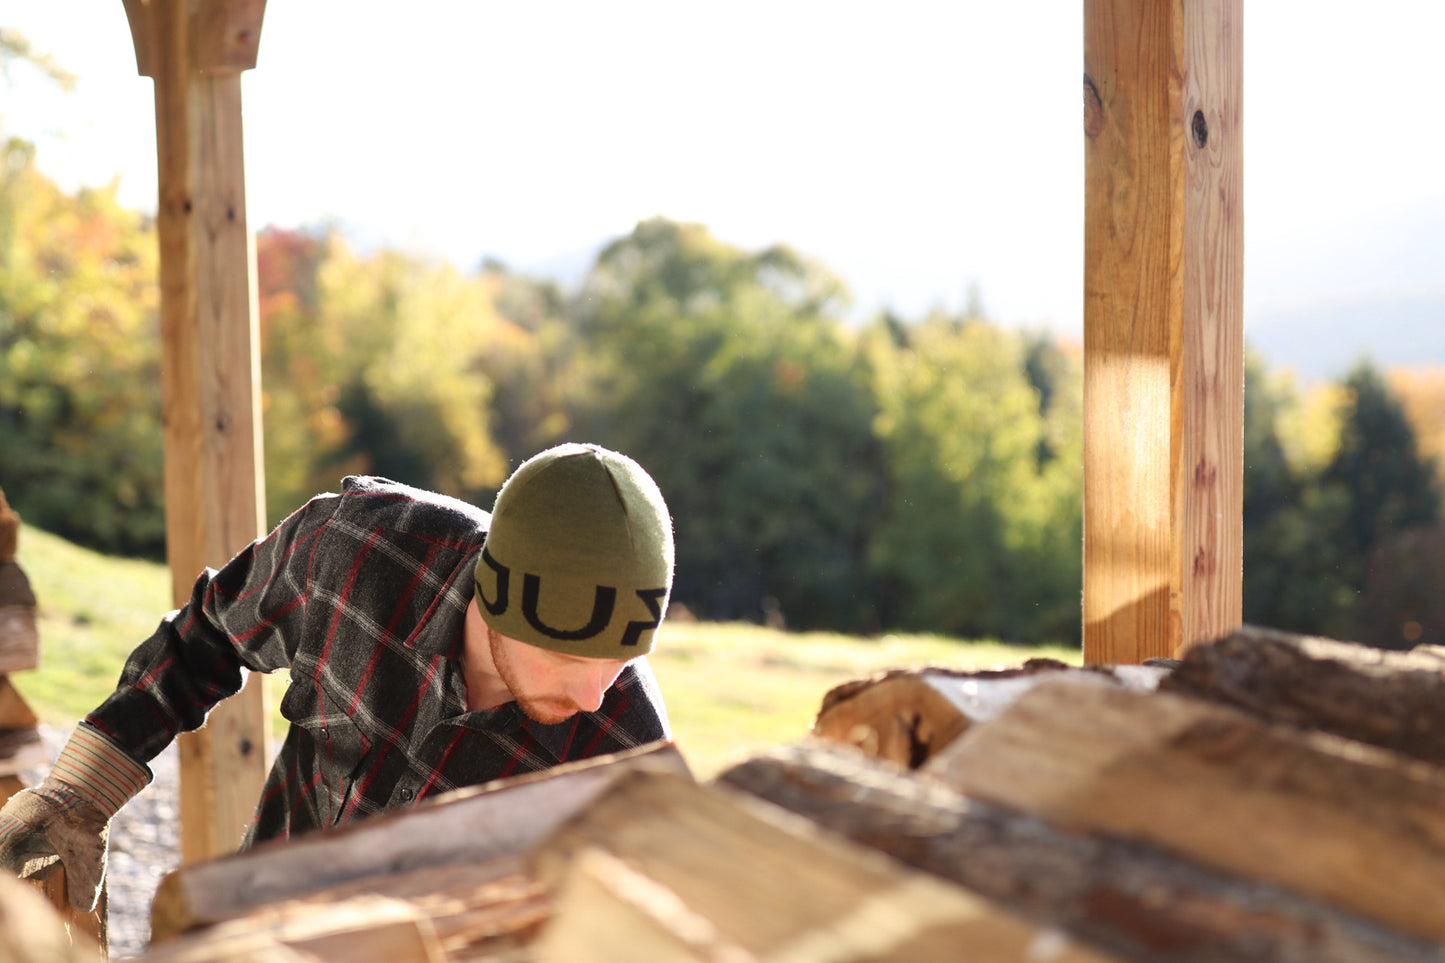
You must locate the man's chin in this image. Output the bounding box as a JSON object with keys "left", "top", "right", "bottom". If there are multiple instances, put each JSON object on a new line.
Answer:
{"left": 517, "top": 700, "right": 581, "bottom": 725}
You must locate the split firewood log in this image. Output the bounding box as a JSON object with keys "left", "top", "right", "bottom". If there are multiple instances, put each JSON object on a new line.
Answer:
{"left": 0, "top": 678, "right": 47, "bottom": 781}
{"left": 812, "top": 659, "right": 1170, "bottom": 769}
{"left": 530, "top": 848, "right": 758, "bottom": 963}
{"left": 0, "top": 561, "right": 38, "bottom": 675}
{"left": 151, "top": 740, "right": 688, "bottom": 942}
{"left": 926, "top": 673, "right": 1445, "bottom": 944}
{"left": 0, "top": 488, "right": 18, "bottom": 563}
{"left": 140, "top": 858, "right": 547, "bottom": 962}
{"left": 529, "top": 767, "right": 1125, "bottom": 963}
{"left": 135, "top": 895, "right": 443, "bottom": 963}
{"left": 0, "top": 489, "right": 35, "bottom": 673}
{"left": 1162, "top": 624, "right": 1445, "bottom": 765}
{"left": 718, "top": 740, "right": 1444, "bottom": 963}
{"left": 0, "top": 872, "right": 103, "bottom": 962}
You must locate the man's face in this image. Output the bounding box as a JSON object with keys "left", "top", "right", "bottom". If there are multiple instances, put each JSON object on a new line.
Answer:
{"left": 487, "top": 624, "right": 634, "bottom": 725}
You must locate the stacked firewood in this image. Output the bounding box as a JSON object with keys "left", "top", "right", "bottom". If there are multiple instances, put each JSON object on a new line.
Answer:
{"left": 9, "top": 621, "right": 1445, "bottom": 961}
{"left": 0, "top": 489, "right": 107, "bottom": 955}
{"left": 0, "top": 488, "right": 46, "bottom": 785}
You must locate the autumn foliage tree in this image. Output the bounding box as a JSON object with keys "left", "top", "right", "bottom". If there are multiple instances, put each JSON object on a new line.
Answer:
{"left": 255, "top": 226, "right": 514, "bottom": 522}
{"left": 0, "top": 139, "right": 165, "bottom": 554}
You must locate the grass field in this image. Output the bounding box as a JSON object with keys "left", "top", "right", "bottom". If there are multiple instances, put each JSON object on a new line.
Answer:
{"left": 12, "top": 526, "right": 1079, "bottom": 777}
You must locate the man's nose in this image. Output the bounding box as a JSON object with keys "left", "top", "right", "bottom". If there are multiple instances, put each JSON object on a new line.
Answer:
{"left": 567, "top": 665, "right": 611, "bottom": 713}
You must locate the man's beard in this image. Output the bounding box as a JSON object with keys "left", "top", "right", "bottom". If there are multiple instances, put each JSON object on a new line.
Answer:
{"left": 487, "top": 627, "right": 582, "bottom": 725}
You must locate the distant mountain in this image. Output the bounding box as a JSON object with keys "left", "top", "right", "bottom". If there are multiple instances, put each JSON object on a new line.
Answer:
{"left": 1247, "top": 289, "right": 1445, "bottom": 381}
{"left": 1244, "top": 193, "right": 1445, "bottom": 381}
{"left": 477, "top": 202, "right": 1444, "bottom": 388}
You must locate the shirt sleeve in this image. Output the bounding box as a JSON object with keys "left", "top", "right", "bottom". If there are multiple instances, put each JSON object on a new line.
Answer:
{"left": 84, "top": 492, "right": 341, "bottom": 764}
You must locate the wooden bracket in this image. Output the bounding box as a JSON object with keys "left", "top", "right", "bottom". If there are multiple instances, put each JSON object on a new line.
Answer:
{"left": 194, "top": 0, "right": 269, "bottom": 73}
{"left": 120, "top": 0, "right": 157, "bottom": 78}
{"left": 122, "top": 0, "right": 270, "bottom": 77}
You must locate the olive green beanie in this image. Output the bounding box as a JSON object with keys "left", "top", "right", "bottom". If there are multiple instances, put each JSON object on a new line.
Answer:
{"left": 474, "top": 444, "right": 674, "bottom": 657}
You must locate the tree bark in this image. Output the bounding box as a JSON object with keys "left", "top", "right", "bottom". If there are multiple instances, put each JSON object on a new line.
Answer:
{"left": 150, "top": 742, "right": 687, "bottom": 941}
{"left": 1161, "top": 625, "right": 1445, "bottom": 765}
{"left": 928, "top": 675, "right": 1445, "bottom": 944}
{"left": 718, "top": 742, "right": 1443, "bottom": 963}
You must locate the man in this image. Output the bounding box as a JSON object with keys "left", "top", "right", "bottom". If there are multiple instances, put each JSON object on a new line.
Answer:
{"left": 0, "top": 443, "right": 674, "bottom": 911}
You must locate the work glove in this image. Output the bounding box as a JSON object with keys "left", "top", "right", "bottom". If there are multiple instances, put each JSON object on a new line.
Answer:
{"left": 0, "top": 724, "right": 151, "bottom": 912}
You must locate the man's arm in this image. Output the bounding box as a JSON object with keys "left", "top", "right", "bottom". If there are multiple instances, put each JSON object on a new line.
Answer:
{"left": 85, "top": 491, "right": 340, "bottom": 761}
{"left": 0, "top": 489, "right": 342, "bottom": 907}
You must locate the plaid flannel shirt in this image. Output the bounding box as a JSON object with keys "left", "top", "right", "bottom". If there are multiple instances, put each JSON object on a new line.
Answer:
{"left": 84, "top": 476, "right": 671, "bottom": 847}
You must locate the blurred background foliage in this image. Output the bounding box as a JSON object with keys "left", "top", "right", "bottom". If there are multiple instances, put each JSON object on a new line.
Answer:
{"left": 3, "top": 143, "right": 1443, "bottom": 649}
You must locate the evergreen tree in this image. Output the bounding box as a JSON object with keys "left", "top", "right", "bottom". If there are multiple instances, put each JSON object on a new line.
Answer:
{"left": 1323, "top": 361, "right": 1443, "bottom": 645}
{"left": 1242, "top": 357, "right": 1443, "bottom": 643}
{"left": 1323, "top": 361, "right": 1441, "bottom": 567}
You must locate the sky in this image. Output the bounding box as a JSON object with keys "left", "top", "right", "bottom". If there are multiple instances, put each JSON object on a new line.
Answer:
{"left": 3, "top": 1, "right": 1443, "bottom": 372}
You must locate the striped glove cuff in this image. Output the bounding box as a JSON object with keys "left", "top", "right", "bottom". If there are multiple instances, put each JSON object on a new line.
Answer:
{"left": 47, "top": 724, "right": 151, "bottom": 818}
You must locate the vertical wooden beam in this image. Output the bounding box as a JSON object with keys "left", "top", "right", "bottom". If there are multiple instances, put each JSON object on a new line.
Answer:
{"left": 124, "top": 0, "right": 272, "bottom": 863}
{"left": 1082, "top": 0, "right": 1243, "bottom": 663}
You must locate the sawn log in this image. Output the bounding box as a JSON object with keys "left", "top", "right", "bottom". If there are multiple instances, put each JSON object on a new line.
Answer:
{"left": 1161, "top": 624, "right": 1445, "bottom": 765}
{"left": 928, "top": 674, "right": 1445, "bottom": 944}
{"left": 150, "top": 740, "right": 688, "bottom": 942}
{"left": 528, "top": 767, "right": 1124, "bottom": 963}
{"left": 812, "top": 660, "right": 1169, "bottom": 769}
{"left": 718, "top": 741, "right": 1444, "bottom": 963}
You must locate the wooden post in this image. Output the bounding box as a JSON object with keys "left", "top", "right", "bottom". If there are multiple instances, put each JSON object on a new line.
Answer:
{"left": 1082, "top": 0, "right": 1243, "bottom": 663}
{"left": 122, "top": 0, "right": 272, "bottom": 863}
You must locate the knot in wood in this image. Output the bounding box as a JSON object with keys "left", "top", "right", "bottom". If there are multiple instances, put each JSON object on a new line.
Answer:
{"left": 1191, "top": 110, "right": 1209, "bottom": 148}
{"left": 1083, "top": 76, "right": 1104, "bottom": 138}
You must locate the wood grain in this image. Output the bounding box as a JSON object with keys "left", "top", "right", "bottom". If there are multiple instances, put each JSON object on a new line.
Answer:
{"left": 1082, "top": 0, "right": 1243, "bottom": 662}
{"left": 0, "top": 562, "right": 39, "bottom": 674}
{"left": 720, "top": 742, "right": 1443, "bottom": 963}
{"left": 1162, "top": 625, "right": 1445, "bottom": 764}
{"left": 0, "top": 488, "right": 17, "bottom": 562}
{"left": 1179, "top": 0, "right": 1244, "bottom": 655}
{"left": 138, "top": 0, "right": 271, "bottom": 865}
{"left": 139, "top": 896, "right": 444, "bottom": 963}
{"left": 928, "top": 675, "right": 1445, "bottom": 942}
{"left": 531, "top": 769, "right": 1125, "bottom": 963}
{"left": 150, "top": 742, "right": 688, "bottom": 941}
{"left": 812, "top": 661, "right": 1169, "bottom": 769}
{"left": 0, "top": 873, "right": 104, "bottom": 963}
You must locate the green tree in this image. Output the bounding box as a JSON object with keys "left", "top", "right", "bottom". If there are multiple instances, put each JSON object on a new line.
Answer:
{"left": 0, "top": 140, "right": 165, "bottom": 554}
{"left": 568, "top": 218, "right": 882, "bottom": 629}
{"left": 865, "top": 315, "right": 1081, "bottom": 643}
{"left": 1323, "top": 361, "right": 1441, "bottom": 568}
{"left": 1241, "top": 356, "right": 1443, "bottom": 643}
{"left": 471, "top": 262, "right": 576, "bottom": 460}
{"left": 1239, "top": 354, "right": 1353, "bottom": 635}
{"left": 1323, "top": 361, "right": 1443, "bottom": 644}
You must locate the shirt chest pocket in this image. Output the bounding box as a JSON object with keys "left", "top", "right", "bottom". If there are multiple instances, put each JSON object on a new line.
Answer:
{"left": 279, "top": 678, "right": 374, "bottom": 825}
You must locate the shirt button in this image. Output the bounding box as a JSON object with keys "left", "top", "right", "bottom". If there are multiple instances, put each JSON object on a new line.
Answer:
{"left": 319, "top": 728, "right": 328, "bottom": 739}
{"left": 399, "top": 787, "right": 414, "bottom": 801}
